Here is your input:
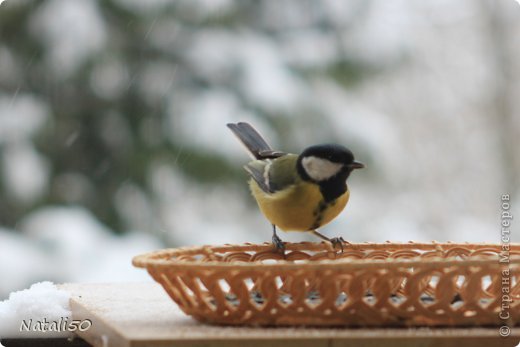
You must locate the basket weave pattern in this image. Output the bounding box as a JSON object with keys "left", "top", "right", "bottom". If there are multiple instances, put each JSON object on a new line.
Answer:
{"left": 133, "top": 242, "right": 520, "bottom": 326}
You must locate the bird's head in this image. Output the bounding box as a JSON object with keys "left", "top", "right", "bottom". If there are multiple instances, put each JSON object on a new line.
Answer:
{"left": 296, "top": 144, "right": 364, "bottom": 183}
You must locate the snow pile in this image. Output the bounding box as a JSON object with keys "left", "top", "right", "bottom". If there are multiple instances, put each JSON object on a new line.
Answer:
{"left": 0, "top": 282, "right": 71, "bottom": 338}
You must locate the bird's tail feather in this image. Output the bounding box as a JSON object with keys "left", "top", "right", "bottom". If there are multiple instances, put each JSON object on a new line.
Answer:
{"left": 227, "top": 122, "right": 283, "bottom": 159}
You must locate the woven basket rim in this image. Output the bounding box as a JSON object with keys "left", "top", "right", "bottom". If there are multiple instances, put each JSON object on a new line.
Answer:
{"left": 132, "top": 241, "right": 520, "bottom": 270}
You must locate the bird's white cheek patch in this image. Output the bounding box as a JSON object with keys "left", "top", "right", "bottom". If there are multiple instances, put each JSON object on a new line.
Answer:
{"left": 301, "top": 156, "right": 343, "bottom": 181}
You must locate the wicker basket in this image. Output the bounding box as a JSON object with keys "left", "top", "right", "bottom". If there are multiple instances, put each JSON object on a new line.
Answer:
{"left": 132, "top": 242, "right": 520, "bottom": 326}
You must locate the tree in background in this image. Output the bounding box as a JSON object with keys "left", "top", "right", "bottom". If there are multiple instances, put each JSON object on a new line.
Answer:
{"left": 0, "top": 0, "right": 376, "bottom": 235}
{"left": 0, "top": 0, "right": 518, "bottom": 246}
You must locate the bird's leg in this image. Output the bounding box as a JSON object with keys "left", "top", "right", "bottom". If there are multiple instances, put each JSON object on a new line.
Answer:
{"left": 271, "top": 224, "right": 285, "bottom": 253}
{"left": 311, "top": 230, "right": 348, "bottom": 252}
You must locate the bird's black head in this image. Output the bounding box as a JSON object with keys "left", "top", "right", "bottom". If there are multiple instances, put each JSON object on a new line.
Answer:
{"left": 296, "top": 144, "right": 364, "bottom": 183}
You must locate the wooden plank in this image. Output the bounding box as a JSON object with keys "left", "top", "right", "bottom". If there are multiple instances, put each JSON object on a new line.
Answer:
{"left": 60, "top": 282, "right": 520, "bottom": 347}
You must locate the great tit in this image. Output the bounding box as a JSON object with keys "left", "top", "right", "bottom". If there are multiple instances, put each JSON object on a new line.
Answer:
{"left": 227, "top": 122, "right": 364, "bottom": 252}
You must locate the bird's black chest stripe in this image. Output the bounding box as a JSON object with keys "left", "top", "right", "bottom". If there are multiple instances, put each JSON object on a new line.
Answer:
{"left": 308, "top": 178, "right": 346, "bottom": 230}
{"left": 309, "top": 199, "right": 337, "bottom": 230}
{"left": 319, "top": 178, "right": 347, "bottom": 203}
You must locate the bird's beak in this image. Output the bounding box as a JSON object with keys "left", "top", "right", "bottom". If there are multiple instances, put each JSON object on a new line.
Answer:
{"left": 349, "top": 161, "right": 365, "bottom": 169}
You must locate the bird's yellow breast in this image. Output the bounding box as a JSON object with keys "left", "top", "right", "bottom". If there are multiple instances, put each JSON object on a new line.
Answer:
{"left": 249, "top": 179, "right": 350, "bottom": 232}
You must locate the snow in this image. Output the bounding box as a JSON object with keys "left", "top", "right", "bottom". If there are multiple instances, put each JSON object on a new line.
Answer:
{"left": 184, "top": 29, "right": 239, "bottom": 80}
{"left": 20, "top": 207, "right": 162, "bottom": 284}
{"left": 186, "top": 30, "right": 304, "bottom": 112}
{"left": 281, "top": 30, "right": 339, "bottom": 68}
{"left": 0, "top": 282, "right": 71, "bottom": 338}
{"left": 147, "top": 162, "right": 260, "bottom": 245}
{"left": 114, "top": 182, "right": 155, "bottom": 234}
{"left": 29, "top": 0, "right": 107, "bottom": 78}
{"left": 167, "top": 89, "right": 273, "bottom": 160}
{"left": 137, "top": 61, "right": 177, "bottom": 104}
{"left": 89, "top": 58, "right": 129, "bottom": 100}
{"left": 1, "top": 142, "right": 50, "bottom": 204}
{"left": 0, "top": 94, "right": 49, "bottom": 144}
{"left": 20, "top": 207, "right": 115, "bottom": 280}
{"left": 237, "top": 34, "right": 304, "bottom": 112}
{"left": 343, "top": 0, "right": 413, "bottom": 64}
{"left": 0, "top": 207, "right": 162, "bottom": 300}
{"left": 0, "top": 94, "right": 51, "bottom": 203}
{"left": 0, "top": 229, "right": 54, "bottom": 297}
{"left": 176, "top": 0, "right": 235, "bottom": 20}
{"left": 111, "top": 0, "right": 170, "bottom": 15}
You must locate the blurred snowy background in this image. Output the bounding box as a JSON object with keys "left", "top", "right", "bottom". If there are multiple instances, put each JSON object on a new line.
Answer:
{"left": 0, "top": 0, "right": 519, "bottom": 299}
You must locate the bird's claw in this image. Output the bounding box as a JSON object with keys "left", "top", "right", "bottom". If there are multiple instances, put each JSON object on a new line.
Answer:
{"left": 330, "top": 236, "right": 347, "bottom": 253}
{"left": 272, "top": 234, "right": 285, "bottom": 254}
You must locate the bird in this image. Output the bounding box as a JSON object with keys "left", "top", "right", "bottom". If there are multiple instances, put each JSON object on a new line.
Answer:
{"left": 227, "top": 122, "right": 364, "bottom": 252}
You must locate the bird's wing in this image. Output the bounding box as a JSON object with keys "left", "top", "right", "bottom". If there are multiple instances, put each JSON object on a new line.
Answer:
{"left": 244, "top": 154, "right": 299, "bottom": 194}
{"left": 227, "top": 122, "right": 285, "bottom": 160}
{"left": 244, "top": 160, "right": 273, "bottom": 193}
